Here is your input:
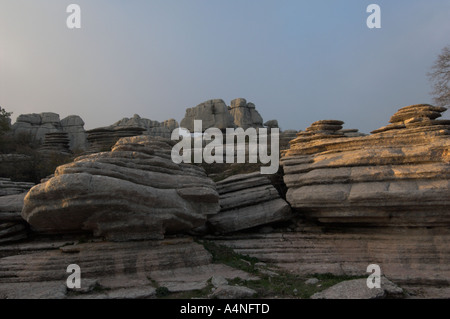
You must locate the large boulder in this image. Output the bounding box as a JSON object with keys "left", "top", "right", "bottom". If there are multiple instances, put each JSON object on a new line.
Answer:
{"left": 281, "top": 105, "right": 450, "bottom": 225}
{"left": 21, "top": 136, "right": 220, "bottom": 241}
{"left": 208, "top": 172, "right": 292, "bottom": 233}
{"left": 229, "top": 98, "right": 264, "bottom": 129}
{"left": 180, "top": 99, "right": 235, "bottom": 132}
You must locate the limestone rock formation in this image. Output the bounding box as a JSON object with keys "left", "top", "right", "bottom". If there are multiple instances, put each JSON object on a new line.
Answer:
{"left": 229, "top": 98, "right": 264, "bottom": 129}
{"left": 279, "top": 130, "right": 298, "bottom": 150}
{"left": 282, "top": 105, "right": 450, "bottom": 225}
{"left": 180, "top": 99, "right": 235, "bottom": 132}
{"left": 0, "top": 238, "right": 256, "bottom": 299}
{"left": 22, "top": 136, "right": 220, "bottom": 241}
{"left": 86, "top": 126, "right": 146, "bottom": 153}
{"left": 208, "top": 172, "right": 292, "bottom": 234}
{"left": 264, "top": 119, "right": 279, "bottom": 128}
{"left": 60, "top": 115, "right": 87, "bottom": 151}
{"left": 0, "top": 178, "right": 34, "bottom": 197}
{"left": 40, "top": 132, "right": 71, "bottom": 154}
{"left": 0, "top": 193, "right": 28, "bottom": 244}
{"left": 11, "top": 113, "right": 87, "bottom": 151}
{"left": 112, "top": 114, "right": 178, "bottom": 139}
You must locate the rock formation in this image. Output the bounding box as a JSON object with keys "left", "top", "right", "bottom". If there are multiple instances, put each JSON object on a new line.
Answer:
{"left": 22, "top": 136, "right": 220, "bottom": 241}
{"left": 0, "top": 238, "right": 256, "bottom": 299}
{"left": 279, "top": 130, "right": 298, "bottom": 150}
{"left": 208, "top": 172, "right": 292, "bottom": 234}
{"left": 180, "top": 99, "right": 235, "bottom": 132}
{"left": 39, "top": 132, "right": 71, "bottom": 154}
{"left": 0, "top": 193, "right": 28, "bottom": 244}
{"left": 0, "top": 178, "right": 33, "bottom": 244}
{"left": 11, "top": 113, "right": 87, "bottom": 151}
{"left": 60, "top": 115, "right": 88, "bottom": 151}
{"left": 0, "top": 178, "right": 34, "bottom": 197}
{"left": 282, "top": 105, "right": 450, "bottom": 225}
{"left": 229, "top": 98, "right": 264, "bottom": 129}
{"left": 112, "top": 114, "right": 178, "bottom": 139}
{"left": 86, "top": 126, "right": 146, "bottom": 153}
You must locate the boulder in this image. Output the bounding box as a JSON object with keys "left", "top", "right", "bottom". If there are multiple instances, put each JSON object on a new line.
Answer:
{"left": 22, "top": 136, "right": 220, "bottom": 241}
{"left": 208, "top": 172, "right": 292, "bottom": 234}
{"left": 180, "top": 99, "right": 235, "bottom": 131}
{"left": 264, "top": 120, "right": 279, "bottom": 128}
{"left": 311, "top": 277, "right": 402, "bottom": 299}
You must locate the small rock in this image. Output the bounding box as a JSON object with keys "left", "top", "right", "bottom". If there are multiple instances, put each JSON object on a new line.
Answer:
{"left": 305, "top": 278, "right": 319, "bottom": 285}
{"left": 211, "top": 275, "right": 228, "bottom": 288}
{"left": 210, "top": 285, "right": 256, "bottom": 299}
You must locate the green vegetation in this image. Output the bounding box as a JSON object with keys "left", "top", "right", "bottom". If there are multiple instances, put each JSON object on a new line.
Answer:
{"left": 200, "top": 240, "right": 365, "bottom": 299}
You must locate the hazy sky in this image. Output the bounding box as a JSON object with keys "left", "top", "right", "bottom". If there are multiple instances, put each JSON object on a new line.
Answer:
{"left": 0, "top": 0, "right": 449, "bottom": 132}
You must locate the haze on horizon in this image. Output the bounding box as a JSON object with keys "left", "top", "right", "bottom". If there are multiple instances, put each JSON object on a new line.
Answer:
{"left": 0, "top": 0, "right": 449, "bottom": 133}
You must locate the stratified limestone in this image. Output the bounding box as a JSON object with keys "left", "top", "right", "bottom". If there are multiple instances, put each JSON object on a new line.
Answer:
{"left": 112, "top": 114, "right": 178, "bottom": 139}
{"left": 21, "top": 136, "right": 220, "bottom": 241}
{"left": 86, "top": 126, "right": 146, "bottom": 153}
{"left": 0, "top": 193, "right": 29, "bottom": 244}
{"left": 39, "top": 132, "right": 71, "bottom": 155}
{"left": 282, "top": 105, "right": 450, "bottom": 225}
{"left": 0, "top": 238, "right": 257, "bottom": 299}
{"left": 208, "top": 172, "right": 292, "bottom": 234}
{"left": 0, "top": 178, "right": 34, "bottom": 197}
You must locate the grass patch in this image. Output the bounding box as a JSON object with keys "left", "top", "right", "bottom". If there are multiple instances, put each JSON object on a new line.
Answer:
{"left": 199, "top": 240, "right": 365, "bottom": 299}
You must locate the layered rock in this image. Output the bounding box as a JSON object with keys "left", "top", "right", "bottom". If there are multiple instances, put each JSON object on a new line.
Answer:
{"left": 0, "top": 178, "right": 34, "bottom": 197}
{"left": 282, "top": 105, "right": 450, "bottom": 225}
{"left": 60, "top": 115, "right": 87, "bottom": 151}
{"left": 0, "top": 193, "right": 28, "bottom": 244}
{"left": 229, "top": 98, "right": 264, "bottom": 129}
{"left": 279, "top": 130, "right": 299, "bottom": 151}
{"left": 0, "top": 238, "right": 256, "bottom": 299}
{"left": 39, "top": 132, "right": 71, "bottom": 154}
{"left": 11, "top": 113, "right": 87, "bottom": 151}
{"left": 86, "top": 126, "right": 146, "bottom": 153}
{"left": 208, "top": 172, "right": 292, "bottom": 233}
{"left": 112, "top": 114, "right": 178, "bottom": 139}
{"left": 22, "top": 136, "right": 220, "bottom": 241}
{"left": 180, "top": 99, "right": 235, "bottom": 132}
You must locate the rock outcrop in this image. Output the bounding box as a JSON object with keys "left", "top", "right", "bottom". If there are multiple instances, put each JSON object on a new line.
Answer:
{"left": 86, "top": 126, "right": 146, "bottom": 153}
{"left": 112, "top": 114, "right": 178, "bottom": 139}
{"left": 0, "top": 193, "right": 28, "bottom": 244}
{"left": 180, "top": 99, "right": 235, "bottom": 132}
{"left": 11, "top": 113, "right": 87, "bottom": 151}
{"left": 22, "top": 136, "right": 220, "bottom": 241}
{"left": 0, "top": 178, "right": 34, "bottom": 197}
{"left": 282, "top": 105, "right": 450, "bottom": 225}
{"left": 208, "top": 172, "right": 292, "bottom": 234}
{"left": 60, "top": 115, "right": 87, "bottom": 151}
{"left": 229, "top": 98, "right": 264, "bottom": 130}
{"left": 39, "top": 132, "right": 71, "bottom": 154}
{"left": 0, "top": 238, "right": 256, "bottom": 299}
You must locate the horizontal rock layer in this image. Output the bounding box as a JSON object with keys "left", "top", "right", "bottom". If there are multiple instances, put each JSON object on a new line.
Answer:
{"left": 0, "top": 193, "right": 28, "bottom": 244}
{"left": 208, "top": 172, "right": 292, "bottom": 233}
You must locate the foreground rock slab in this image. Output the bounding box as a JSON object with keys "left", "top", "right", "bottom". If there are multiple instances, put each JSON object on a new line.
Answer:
{"left": 22, "top": 136, "right": 220, "bottom": 241}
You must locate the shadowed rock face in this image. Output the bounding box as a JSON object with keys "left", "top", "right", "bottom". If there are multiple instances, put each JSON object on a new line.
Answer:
{"left": 208, "top": 172, "right": 292, "bottom": 234}
{"left": 21, "top": 136, "right": 220, "bottom": 241}
{"left": 281, "top": 104, "right": 450, "bottom": 225}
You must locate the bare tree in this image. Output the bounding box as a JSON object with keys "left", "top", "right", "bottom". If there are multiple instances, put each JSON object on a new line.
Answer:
{"left": 428, "top": 46, "right": 450, "bottom": 107}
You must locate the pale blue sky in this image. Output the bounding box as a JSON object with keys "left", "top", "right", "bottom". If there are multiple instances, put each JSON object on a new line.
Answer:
{"left": 0, "top": 0, "right": 449, "bottom": 132}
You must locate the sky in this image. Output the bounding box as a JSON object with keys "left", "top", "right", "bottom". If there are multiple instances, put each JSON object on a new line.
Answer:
{"left": 0, "top": 0, "right": 449, "bottom": 133}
